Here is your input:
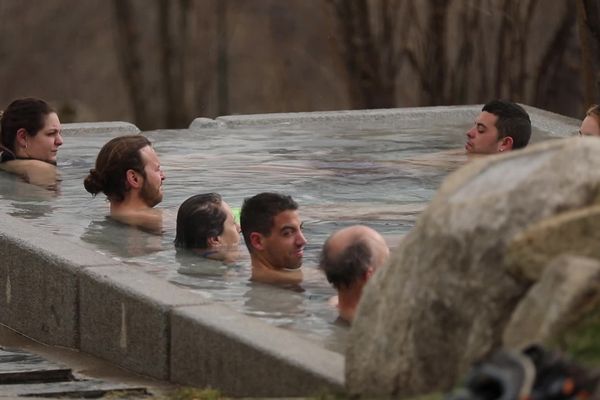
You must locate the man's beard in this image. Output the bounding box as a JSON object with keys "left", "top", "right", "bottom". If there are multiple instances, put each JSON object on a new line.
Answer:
{"left": 140, "top": 179, "right": 162, "bottom": 207}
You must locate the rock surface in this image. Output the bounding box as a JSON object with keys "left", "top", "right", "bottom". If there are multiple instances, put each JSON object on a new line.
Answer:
{"left": 347, "top": 137, "right": 600, "bottom": 397}
{"left": 506, "top": 205, "right": 600, "bottom": 282}
{"left": 503, "top": 255, "right": 600, "bottom": 350}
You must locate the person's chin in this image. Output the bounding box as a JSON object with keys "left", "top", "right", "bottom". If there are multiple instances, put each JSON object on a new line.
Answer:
{"left": 286, "top": 257, "right": 303, "bottom": 270}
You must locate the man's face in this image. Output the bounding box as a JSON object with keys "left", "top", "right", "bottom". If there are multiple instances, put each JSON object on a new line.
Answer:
{"left": 465, "top": 111, "right": 501, "bottom": 154}
{"left": 260, "top": 210, "right": 307, "bottom": 270}
{"left": 139, "top": 146, "right": 165, "bottom": 207}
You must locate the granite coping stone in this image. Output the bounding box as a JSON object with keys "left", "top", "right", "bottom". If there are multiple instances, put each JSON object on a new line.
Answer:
{"left": 0, "top": 214, "right": 115, "bottom": 347}
{"left": 63, "top": 121, "right": 140, "bottom": 136}
{"left": 0, "top": 214, "right": 117, "bottom": 269}
{"left": 170, "top": 304, "right": 345, "bottom": 397}
{"left": 188, "top": 104, "right": 580, "bottom": 136}
{"left": 197, "top": 105, "right": 481, "bottom": 129}
{"left": 79, "top": 266, "right": 209, "bottom": 380}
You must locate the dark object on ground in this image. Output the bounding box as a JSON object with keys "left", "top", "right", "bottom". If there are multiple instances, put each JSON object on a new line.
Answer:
{"left": 446, "top": 345, "right": 600, "bottom": 400}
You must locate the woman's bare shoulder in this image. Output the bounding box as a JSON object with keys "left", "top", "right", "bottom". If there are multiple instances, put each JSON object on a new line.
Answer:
{"left": 0, "top": 159, "right": 58, "bottom": 188}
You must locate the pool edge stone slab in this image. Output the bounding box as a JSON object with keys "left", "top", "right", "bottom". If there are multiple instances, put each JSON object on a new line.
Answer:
{"left": 63, "top": 121, "right": 140, "bottom": 136}
{"left": 0, "top": 214, "right": 115, "bottom": 348}
{"left": 187, "top": 105, "right": 580, "bottom": 137}
{"left": 170, "top": 303, "right": 345, "bottom": 397}
{"left": 79, "top": 265, "right": 209, "bottom": 380}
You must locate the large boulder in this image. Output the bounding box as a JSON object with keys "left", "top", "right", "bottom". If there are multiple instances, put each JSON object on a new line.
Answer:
{"left": 503, "top": 255, "right": 600, "bottom": 350}
{"left": 347, "top": 137, "right": 600, "bottom": 397}
{"left": 506, "top": 204, "right": 600, "bottom": 282}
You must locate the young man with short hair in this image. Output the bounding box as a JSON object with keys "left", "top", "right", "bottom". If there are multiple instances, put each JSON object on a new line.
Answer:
{"left": 465, "top": 100, "right": 532, "bottom": 154}
{"left": 240, "top": 192, "right": 307, "bottom": 285}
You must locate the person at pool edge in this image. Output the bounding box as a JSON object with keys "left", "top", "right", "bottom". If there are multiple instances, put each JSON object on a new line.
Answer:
{"left": 0, "top": 98, "right": 63, "bottom": 188}
{"left": 465, "top": 99, "right": 531, "bottom": 154}
{"left": 240, "top": 192, "right": 307, "bottom": 285}
{"left": 83, "top": 135, "right": 165, "bottom": 234}
{"left": 319, "top": 225, "right": 390, "bottom": 324}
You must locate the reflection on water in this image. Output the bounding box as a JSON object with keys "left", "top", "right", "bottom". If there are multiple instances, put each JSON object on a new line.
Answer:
{"left": 0, "top": 173, "right": 57, "bottom": 220}
{"left": 0, "top": 121, "right": 550, "bottom": 353}
{"left": 81, "top": 218, "right": 165, "bottom": 259}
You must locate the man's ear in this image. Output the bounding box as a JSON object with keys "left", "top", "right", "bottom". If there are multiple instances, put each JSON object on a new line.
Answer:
{"left": 16, "top": 128, "right": 28, "bottom": 148}
{"left": 126, "top": 169, "right": 142, "bottom": 189}
{"left": 365, "top": 266, "right": 375, "bottom": 280}
{"left": 207, "top": 236, "right": 220, "bottom": 247}
{"left": 498, "top": 136, "right": 514, "bottom": 152}
{"left": 250, "top": 232, "right": 264, "bottom": 251}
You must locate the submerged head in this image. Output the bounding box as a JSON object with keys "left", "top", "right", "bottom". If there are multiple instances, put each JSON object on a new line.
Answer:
{"left": 466, "top": 100, "right": 531, "bottom": 154}
{"left": 240, "top": 192, "right": 306, "bottom": 270}
{"left": 0, "top": 98, "right": 62, "bottom": 164}
{"left": 174, "top": 193, "right": 241, "bottom": 261}
{"left": 319, "top": 225, "right": 389, "bottom": 290}
{"left": 579, "top": 105, "right": 600, "bottom": 137}
{"left": 84, "top": 135, "right": 165, "bottom": 207}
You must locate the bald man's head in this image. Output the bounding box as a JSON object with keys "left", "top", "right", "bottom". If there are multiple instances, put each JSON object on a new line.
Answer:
{"left": 319, "top": 225, "right": 389, "bottom": 289}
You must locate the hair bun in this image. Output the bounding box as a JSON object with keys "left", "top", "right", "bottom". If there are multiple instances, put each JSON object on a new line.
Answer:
{"left": 83, "top": 169, "right": 104, "bottom": 195}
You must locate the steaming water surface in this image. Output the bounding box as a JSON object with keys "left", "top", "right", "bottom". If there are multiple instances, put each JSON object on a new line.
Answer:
{"left": 0, "top": 121, "right": 553, "bottom": 353}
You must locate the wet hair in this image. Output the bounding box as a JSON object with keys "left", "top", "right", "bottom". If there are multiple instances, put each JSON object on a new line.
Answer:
{"left": 0, "top": 98, "right": 55, "bottom": 159}
{"left": 319, "top": 237, "right": 372, "bottom": 289}
{"left": 240, "top": 192, "right": 298, "bottom": 252}
{"left": 586, "top": 104, "right": 600, "bottom": 122}
{"left": 83, "top": 135, "right": 152, "bottom": 202}
{"left": 482, "top": 100, "right": 531, "bottom": 149}
{"left": 174, "top": 193, "right": 226, "bottom": 249}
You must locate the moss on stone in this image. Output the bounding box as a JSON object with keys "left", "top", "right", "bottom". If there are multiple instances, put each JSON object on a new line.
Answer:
{"left": 554, "top": 310, "right": 600, "bottom": 367}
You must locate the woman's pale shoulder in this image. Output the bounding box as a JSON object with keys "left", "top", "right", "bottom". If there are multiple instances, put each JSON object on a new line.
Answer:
{"left": 0, "top": 159, "right": 58, "bottom": 187}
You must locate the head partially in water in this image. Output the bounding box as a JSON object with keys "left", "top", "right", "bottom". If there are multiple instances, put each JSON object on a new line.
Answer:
{"left": 465, "top": 100, "right": 531, "bottom": 154}
{"left": 580, "top": 105, "right": 600, "bottom": 137}
{"left": 83, "top": 135, "right": 164, "bottom": 207}
{"left": 240, "top": 192, "right": 306, "bottom": 270}
{"left": 174, "top": 193, "right": 241, "bottom": 261}
{"left": 0, "top": 98, "right": 63, "bottom": 164}
{"left": 319, "top": 225, "right": 390, "bottom": 290}
{"left": 319, "top": 225, "right": 389, "bottom": 322}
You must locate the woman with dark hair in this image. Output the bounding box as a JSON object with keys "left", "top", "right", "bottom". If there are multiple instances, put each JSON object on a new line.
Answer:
{"left": 0, "top": 98, "right": 63, "bottom": 188}
{"left": 175, "top": 193, "right": 241, "bottom": 263}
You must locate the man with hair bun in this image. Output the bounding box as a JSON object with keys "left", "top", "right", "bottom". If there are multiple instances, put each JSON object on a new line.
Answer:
{"left": 319, "top": 225, "right": 390, "bottom": 323}
{"left": 84, "top": 135, "right": 165, "bottom": 233}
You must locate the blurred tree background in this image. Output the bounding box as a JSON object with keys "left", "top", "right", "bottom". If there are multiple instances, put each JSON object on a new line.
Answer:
{"left": 0, "top": 0, "right": 594, "bottom": 130}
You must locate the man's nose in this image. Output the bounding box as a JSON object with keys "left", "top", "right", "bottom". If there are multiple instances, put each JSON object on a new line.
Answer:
{"left": 296, "top": 231, "right": 307, "bottom": 246}
{"left": 466, "top": 127, "right": 475, "bottom": 138}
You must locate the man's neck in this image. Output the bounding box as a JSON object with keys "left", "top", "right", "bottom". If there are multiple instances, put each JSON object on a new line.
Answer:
{"left": 110, "top": 194, "right": 152, "bottom": 216}
{"left": 108, "top": 195, "right": 163, "bottom": 234}
{"left": 337, "top": 284, "right": 364, "bottom": 323}
{"left": 250, "top": 253, "right": 303, "bottom": 285}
